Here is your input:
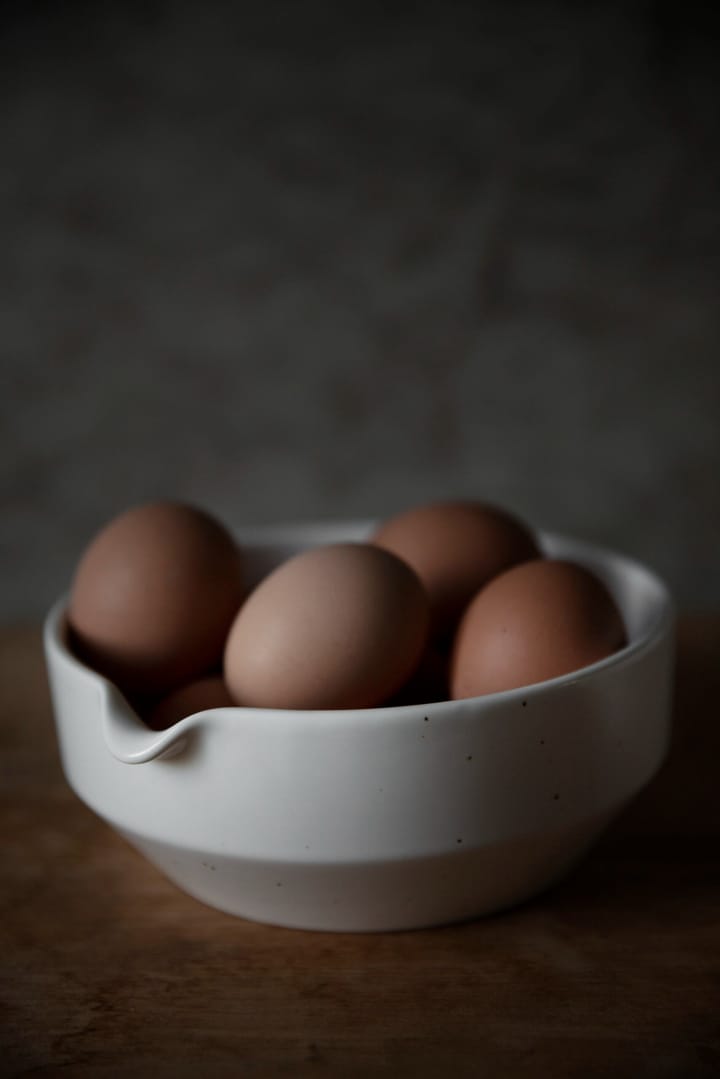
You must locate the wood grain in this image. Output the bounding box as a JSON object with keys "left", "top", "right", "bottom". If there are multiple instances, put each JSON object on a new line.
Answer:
{"left": 1, "top": 620, "right": 719, "bottom": 1078}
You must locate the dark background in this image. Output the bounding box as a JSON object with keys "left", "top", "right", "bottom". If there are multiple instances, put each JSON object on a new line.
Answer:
{"left": 1, "top": 0, "right": 718, "bottom": 618}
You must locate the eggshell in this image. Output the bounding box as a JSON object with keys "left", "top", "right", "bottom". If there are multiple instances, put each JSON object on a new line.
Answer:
{"left": 372, "top": 500, "right": 539, "bottom": 637}
{"left": 146, "top": 676, "right": 236, "bottom": 731}
{"left": 69, "top": 501, "right": 245, "bottom": 695}
{"left": 450, "top": 559, "right": 627, "bottom": 698}
{"left": 224, "top": 543, "right": 430, "bottom": 710}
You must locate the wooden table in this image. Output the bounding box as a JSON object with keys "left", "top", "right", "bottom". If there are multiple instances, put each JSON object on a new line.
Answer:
{"left": 1, "top": 620, "right": 719, "bottom": 1078}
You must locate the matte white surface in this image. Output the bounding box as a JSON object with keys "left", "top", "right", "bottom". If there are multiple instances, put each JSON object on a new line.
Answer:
{"left": 44, "top": 523, "right": 675, "bottom": 931}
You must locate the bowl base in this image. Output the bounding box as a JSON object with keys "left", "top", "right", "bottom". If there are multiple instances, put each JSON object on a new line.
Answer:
{"left": 118, "top": 811, "right": 614, "bottom": 932}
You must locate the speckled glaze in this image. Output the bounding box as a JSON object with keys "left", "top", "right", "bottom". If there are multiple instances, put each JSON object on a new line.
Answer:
{"left": 44, "top": 522, "right": 674, "bottom": 931}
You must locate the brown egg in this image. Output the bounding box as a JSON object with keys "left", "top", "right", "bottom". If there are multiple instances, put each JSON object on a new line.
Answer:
{"left": 372, "top": 500, "right": 539, "bottom": 637}
{"left": 224, "top": 543, "right": 430, "bottom": 710}
{"left": 146, "top": 676, "right": 236, "bottom": 730}
{"left": 450, "top": 559, "right": 627, "bottom": 698}
{"left": 69, "top": 501, "right": 244, "bottom": 695}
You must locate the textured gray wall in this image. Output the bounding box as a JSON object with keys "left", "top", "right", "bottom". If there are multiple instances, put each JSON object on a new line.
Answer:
{"left": 2, "top": 1, "right": 719, "bottom": 619}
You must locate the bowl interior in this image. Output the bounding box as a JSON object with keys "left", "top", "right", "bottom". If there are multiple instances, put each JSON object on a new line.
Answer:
{"left": 47, "top": 521, "right": 673, "bottom": 733}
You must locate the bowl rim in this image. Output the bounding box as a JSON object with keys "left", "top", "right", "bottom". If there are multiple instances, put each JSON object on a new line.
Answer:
{"left": 45, "top": 522, "right": 675, "bottom": 726}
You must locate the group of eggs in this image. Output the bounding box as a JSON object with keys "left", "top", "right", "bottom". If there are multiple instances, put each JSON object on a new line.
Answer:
{"left": 67, "top": 500, "right": 627, "bottom": 729}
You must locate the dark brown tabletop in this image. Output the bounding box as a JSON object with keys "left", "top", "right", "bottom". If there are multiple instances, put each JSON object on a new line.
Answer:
{"left": 1, "top": 618, "right": 719, "bottom": 1078}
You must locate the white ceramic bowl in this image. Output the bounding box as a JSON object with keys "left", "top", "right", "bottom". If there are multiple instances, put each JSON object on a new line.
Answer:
{"left": 44, "top": 521, "right": 674, "bottom": 932}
